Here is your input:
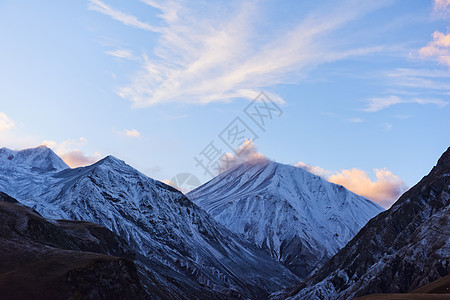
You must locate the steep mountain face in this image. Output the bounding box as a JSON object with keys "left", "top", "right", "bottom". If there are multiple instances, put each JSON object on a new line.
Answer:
{"left": 284, "top": 147, "right": 450, "bottom": 300}
{"left": 0, "top": 146, "right": 69, "bottom": 203}
{"left": 0, "top": 147, "right": 298, "bottom": 299}
{"left": 0, "top": 146, "right": 68, "bottom": 172}
{"left": 188, "top": 160, "right": 384, "bottom": 279}
{"left": 0, "top": 192, "right": 149, "bottom": 300}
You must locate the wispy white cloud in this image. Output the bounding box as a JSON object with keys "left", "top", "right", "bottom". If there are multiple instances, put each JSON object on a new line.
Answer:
{"left": 105, "top": 49, "right": 138, "bottom": 60}
{"left": 295, "top": 162, "right": 407, "bottom": 208}
{"left": 412, "top": 97, "right": 448, "bottom": 106}
{"left": 387, "top": 68, "right": 450, "bottom": 79}
{"left": 383, "top": 68, "right": 450, "bottom": 97}
{"left": 91, "top": 0, "right": 388, "bottom": 106}
{"left": 117, "top": 128, "right": 141, "bottom": 138}
{"left": 0, "top": 112, "right": 15, "bottom": 131}
{"left": 88, "top": 0, "right": 161, "bottom": 32}
{"left": 139, "top": 0, "right": 181, "bottom": 23}
{"left": 348, "top": 117, "right": 364, "bottom": 123}
{"left": 363, "top": 95, "right": 403, "bottom": 112}
{"left": 363, "top": 95, "right": 447, "bottom": 112}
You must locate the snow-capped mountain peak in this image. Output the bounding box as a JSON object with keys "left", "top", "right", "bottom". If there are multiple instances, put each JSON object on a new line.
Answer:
{"left": 96, "top": 155, "right": 125, "bottom": 166}
{"left": 0, "top": 145, "right": 68, "bottom": 172}
{"left": 188, "top": 160, "right": 384, "bottom": 278}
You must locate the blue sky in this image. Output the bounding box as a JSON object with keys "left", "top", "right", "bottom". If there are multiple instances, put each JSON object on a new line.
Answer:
{"left": 0, "top": 0, "right": 449, "bottom": 207}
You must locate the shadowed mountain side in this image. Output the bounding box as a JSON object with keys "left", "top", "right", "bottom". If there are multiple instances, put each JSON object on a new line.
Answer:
{"left": 355, "top": 274, "right": 450, "bottom": 300}
{"left": 0, "top": 193, "right": 150, "bottom": 300}
{"left": 282, "top": 147, "right": 450, "bottom": 299}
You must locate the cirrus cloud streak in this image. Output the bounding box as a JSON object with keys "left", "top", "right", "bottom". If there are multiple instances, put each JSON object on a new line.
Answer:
{"left": 363, "top": 95, "right": 447, "bottom": 112}
{"left": 90, "top": 0, "right": 389, "bottom": 106}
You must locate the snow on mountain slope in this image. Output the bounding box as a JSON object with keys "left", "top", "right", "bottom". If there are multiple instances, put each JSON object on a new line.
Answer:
{"left": 283, "top": 147, "right": 450, "bottom": 300}
{"left": 0, "top": 147, "right": 298, "bottom": 298}
{"left": 188, "top": 160, "right": 384, "bottom": 279}
{"left": 0, "top": 146, "right": 68, "bottom": 172}
{"left": 0, "top": 146, "right": 69, "bottom": 205}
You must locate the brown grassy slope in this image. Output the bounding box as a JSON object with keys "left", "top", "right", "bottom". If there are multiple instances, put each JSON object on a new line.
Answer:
{"left": 356, "top": 275, "right": 450, "bottom": 300}
{"left": 0, "top": 194, "right": 149, "bottom": 300}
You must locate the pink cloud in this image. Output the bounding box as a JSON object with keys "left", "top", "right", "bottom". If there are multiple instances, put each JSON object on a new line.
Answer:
{"left": 42, "top": 138, "right": 101, "bottom": 168}
{"left": 295, "top": 161, "right": 332, "bottom": 178}
{"left": 295, "top": 162, "right": 408, "bottom": 208}
{"left": 119, "top": 129, "right": 141, "bottom": 138}
{"left": 329, "top": 168, "right": 407, "bottom": 208}
{"left": 59, "top": 150, "right": 100, "bottom": 168}
{"left": 433, "top": 0, "right": 450, "bottom": 18}
{"left": 419, "top": 31, "right": 450, "bottom": 67}
{"left": 218, "top": 140, "right": 268, "bottom": 174}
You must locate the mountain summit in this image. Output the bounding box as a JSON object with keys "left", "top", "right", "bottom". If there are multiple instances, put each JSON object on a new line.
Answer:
{"left": 0, "top": 145, "right": 68, "bottom": 172}
{"left": 188, "top": 160, "right": 384, "bottom": 278}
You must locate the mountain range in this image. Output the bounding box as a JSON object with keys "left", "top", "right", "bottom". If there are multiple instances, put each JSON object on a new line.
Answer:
{"left": 0, "top": 146, "right": 297, "bottom": 298}
{"left": 0, "top": 145, "right": 448, "bottom": 299}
